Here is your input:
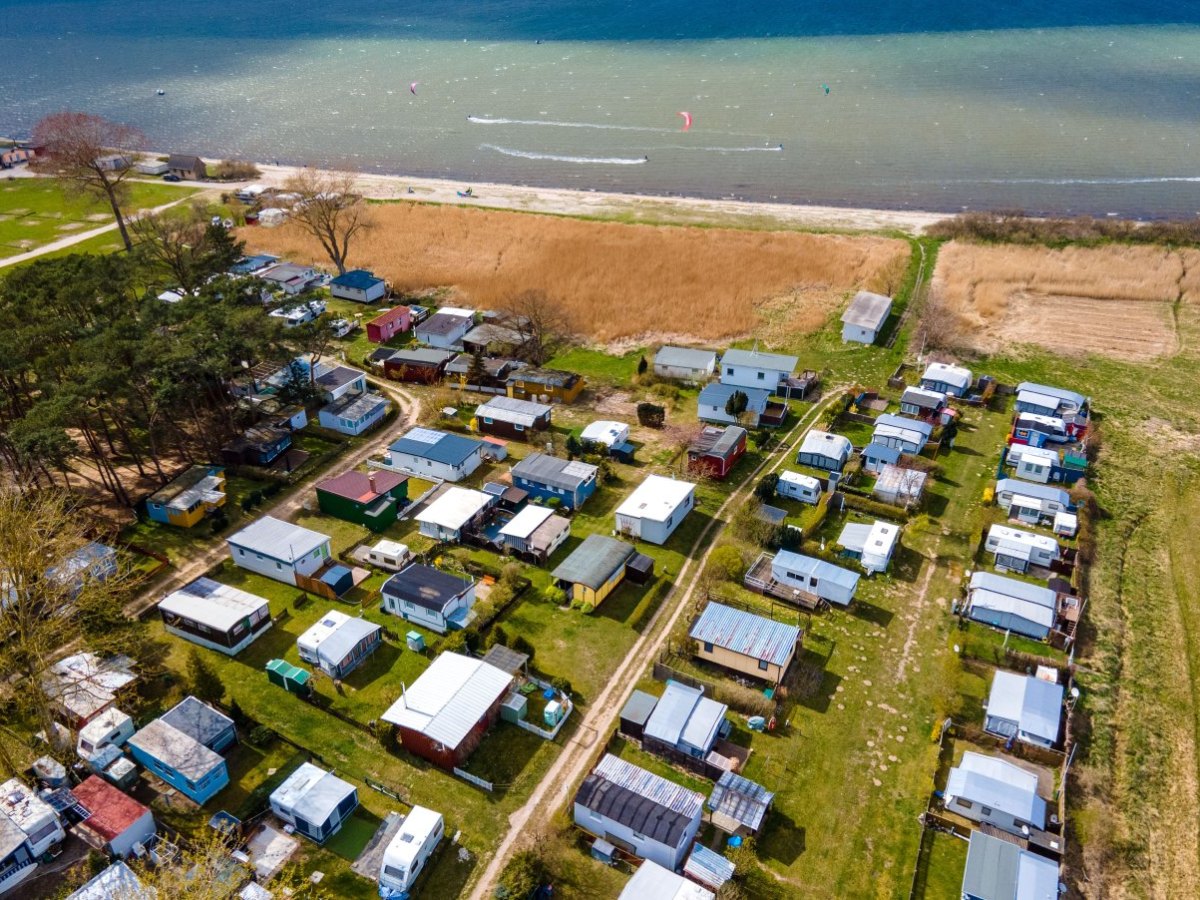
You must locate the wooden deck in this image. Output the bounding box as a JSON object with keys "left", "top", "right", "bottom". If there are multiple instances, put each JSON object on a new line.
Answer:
{"left": 743, "top": 553, "right": 826, "bottom": 610}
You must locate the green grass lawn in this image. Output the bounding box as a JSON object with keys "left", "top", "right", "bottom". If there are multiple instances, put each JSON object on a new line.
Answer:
{"left": 547, "top": 347, "right": 647, "bottom": 384}
{"left": 0, "top": 176, "right": 197, "bottom": 258}
{"left": 912, "top": 830, "right": 970, "bottom": 900}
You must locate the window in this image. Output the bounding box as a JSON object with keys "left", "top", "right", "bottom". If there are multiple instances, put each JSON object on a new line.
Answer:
{"left": 276, "top": 562, "right": 282, "bottom": 570}
{"left": 954, "top": 797, "right": 972, "bottom": 810}
{"left": 980, "top": 806, "right": 993, "bottom": 816}
{"left": 515, "top": 423, "right": 525, "bottom": 432}
{"left": 483, "top": 417, "right": 493, "bottom": 425}
{"left": 726, "top": 367, "right": 735, "bottom": 376}
{"left": 703, "top": 641, "right": 714, "bottom": 652}
{"left": 757, "top": 371, "right": 765, "bottom": 380}
{"left": 238, "top": 548, "right": 245, "bottom": 557}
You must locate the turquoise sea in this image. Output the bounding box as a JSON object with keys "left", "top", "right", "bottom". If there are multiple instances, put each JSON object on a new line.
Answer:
{"left": 3, "top": 1, "right": 1200, "bottom": 216}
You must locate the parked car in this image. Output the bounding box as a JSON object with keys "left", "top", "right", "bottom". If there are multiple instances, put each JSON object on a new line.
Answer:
{"left": 330, "top": 318, "right": 357, "bottom": 338}
{"left": 163, "top": 174, "right": 182, "bottom": 182}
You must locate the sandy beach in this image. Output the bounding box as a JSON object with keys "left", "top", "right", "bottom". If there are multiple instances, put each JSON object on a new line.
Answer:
{"left": 240, "top": 163, "right": 946, "bottom": 234}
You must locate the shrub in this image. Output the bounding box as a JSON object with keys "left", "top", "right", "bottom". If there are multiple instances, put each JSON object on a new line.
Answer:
{"left": 248, "top": 725, "right": 275, "bottom": 746}
{"left": 495, "top": 850, "right": 550, "bottom": 900}
{"left": 209, "top": 512, "right": 229, "bottom": 535}
{"left": 565, "top": 434, "right": 583, "bottom": 458}
{"left": 211, "top": 159, "right": 262, "bottom": 181}
{"left": 373, "top": 719, "right": 394, "bottom": 749}
{"left": 550, "top": 676, "right": 573, "bottom": 696}
{"left": 440, "top": 629, "right": 471, "bottom": 655}
{"left": 707, "top": 545, "right": 747, "bottom": 582}
{"left": 840, "top": 492, "right": 909, "bottom": 521}
{"left": 543, "top": 586, "right": 567, "bottom": 607}
{"left": 485, "top": 625, "right": 509, "bottom": 650}
{"left": 637, "top": 402, "right": 666, "bottom": 428}
{"left": 754, "top": 473, "right": 779, "bottom": 502}
{"left": 547, "top": 496, "right": 562, "bottom": 509}
{"left": 186, "top": 648, "right": 225, "bottom": 705}
{"left": 511, "top": 634, "right": 535, "bottom": 661}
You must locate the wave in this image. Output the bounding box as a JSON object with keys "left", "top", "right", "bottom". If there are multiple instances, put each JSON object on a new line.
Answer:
{"left": 481, "top": 144, "right": 647, "bottom": 165}
{"left": 468, "top": 115, "right": 671, "bottom": 133}
{"left": 666, "top": 145, "right": 784, "bottom": 153}
{"left": 937, "top": 176, "right": 1200, "bottom": 186}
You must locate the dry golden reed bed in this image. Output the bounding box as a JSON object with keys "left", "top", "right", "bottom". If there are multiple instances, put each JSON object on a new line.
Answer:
{"left": 932, "top": 241, "right": 1200, "bottom": 360}
{"left": 243, "top": 203, "right": 908, "bottom": 344}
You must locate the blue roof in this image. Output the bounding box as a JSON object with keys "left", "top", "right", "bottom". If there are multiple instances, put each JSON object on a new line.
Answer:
{"left": 996, "top": 478, "right": 1072, "bottom": 506}
{"left": 229, "top": 254, "right": 277, "bottom": 274}
{"left": 330, "top": 269, "right": 383, "bottom": 290}
{"left": 685, "top": 843, "right": 737, "bottom": 890}
{"left": 689, "top": 602, "right": 800, "bottom": 667}
{"left": 320, "top": 565, "right": 353, "bottom": 590}
{"left": 863, "top": 442, "right": 901, "bottom": 463}
{"left": 389, "top": 428, "right": 484, "bottom": 466}
{"left": 699, "top": 382, "right": 772, "bottom": 409}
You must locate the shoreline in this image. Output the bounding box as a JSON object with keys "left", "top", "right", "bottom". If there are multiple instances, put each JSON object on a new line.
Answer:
{"left": 224, "top": 161, "right": 951, "bottom": 234}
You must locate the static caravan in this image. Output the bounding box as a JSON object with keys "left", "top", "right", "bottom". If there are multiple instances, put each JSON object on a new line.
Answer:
{"left": 296, "top": 611, "right": 382, "bottom": 679}
{"left": 365, "top": 540, "right": 411, "bottom": 572}
{"left": 766, "top": 550, "right": 860, "bottom": 606}
{"left": 775, "top": 470, "right": 821, "bottom": 504}
{"left": 920, "top": 361, "right": 972, "bottom": 398}
{"left": 157, "top": 577, "right": 272, "bottom": 656}
{"left": 995, "top": 479, "right": 1072, "bottom": 527}
{"left": 379, "top": 806, "right": 444, "bottom": 897}
{"left": 0, "top": 778, "right": 65, "bottom": 858}
{"left": 416, "top": 487, "right": 493, "bottom": 542}
{"left": 985, "top": 524, "right": 1060, "bottom": 573}
{"left": 696, "top": 382, "right": 773, "bottom": 427}
{"left": 837, "top": 520, "right": 900, "bottom": 575}
{"left": 1006, "top": 445, "right": 1059, "bottom": 484}
{"left": 795, "top": 431, "right": 852, "bottom": 472}
{"left": 76, "top": 708, "right": 135, "bottom": 768}
{"left": 270, "top": 763, "right": 359, "bottom": 844}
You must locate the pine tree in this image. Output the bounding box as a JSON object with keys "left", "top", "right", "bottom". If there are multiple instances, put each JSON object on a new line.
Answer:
{"left": 186, "top": 648, "right": 226, "bottom": 705}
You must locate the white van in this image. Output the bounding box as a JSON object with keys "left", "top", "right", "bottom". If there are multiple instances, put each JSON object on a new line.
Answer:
{"left": 379, "top": 806, "right": 444, "bottom": 896}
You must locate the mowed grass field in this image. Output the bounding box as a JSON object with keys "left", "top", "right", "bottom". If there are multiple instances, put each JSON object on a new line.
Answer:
{"left": 239, "top": 202, "right": 908, "bottom": 345}
{"left": 0, "top": 177, "right": 197, "bottom": 258}
{"left": 931, "top": 241, "right": 1200, "bottom": 360}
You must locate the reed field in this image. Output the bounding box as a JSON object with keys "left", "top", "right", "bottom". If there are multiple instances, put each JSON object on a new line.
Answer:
{"left": 931, "top": 241, "right": 1200, "bottom": 359}
{"left": 242, "top": 203, "right": 908, "bottom": 344}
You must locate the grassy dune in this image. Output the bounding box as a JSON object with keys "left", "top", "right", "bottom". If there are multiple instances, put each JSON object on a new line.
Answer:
{"left": 240, "top": 203, "right": 908, "bottom": 344}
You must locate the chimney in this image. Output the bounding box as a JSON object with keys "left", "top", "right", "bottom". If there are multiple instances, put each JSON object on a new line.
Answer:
{"left": 368, "top": 472, "right": 377, "bottom": 492}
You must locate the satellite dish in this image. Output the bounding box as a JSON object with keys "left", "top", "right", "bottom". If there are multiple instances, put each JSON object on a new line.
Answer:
{"left": 1069, "top": 686, "right": 1080, "bottom": 699}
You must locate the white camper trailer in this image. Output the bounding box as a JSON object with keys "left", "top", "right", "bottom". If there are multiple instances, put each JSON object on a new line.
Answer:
{"left": 378, "top": 806, "right": 444, "bottom": 896}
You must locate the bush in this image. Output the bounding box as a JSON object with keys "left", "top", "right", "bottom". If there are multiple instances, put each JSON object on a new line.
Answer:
{"left": 754, "top": 472, "right": 779, "bottom": 502}
{"left": 440, "top": 629, "right": 472, "bottom": 655}
{"left": 840, "top": 492, "right": 909, "bottom": 522}
{"left": 637, "top": 401, "right": 666, "bottom": 428}
{"left": 550, "top": 676, "right": 573, "bottom": 696}
{"left": 373, "top": 719, "right": 394, "bottom": 749}
{"left": 511, "top": 634, "right": 535, "bottom": 661}
{"left": 495, "top": 850, "right": 550, "bottom": 900}
{"left": 209, "top": 512, "right": 229, "bottom": 535}
{"left": 186, "top": 648, "right": 225, "bottom": 705}
{"left": 247, "top": 725, "right": 275, "bottom": 746}
{"left": 211, "top": 159, "right": 262, "bottom": 181}
{"left": 547, "top": 496, "right": 562, "bottom": 509}
{"left": 707, "top": 545, "right": 747, "bottom": 582}
{"left": 485, "top": 625, "right": 509, "bottom": 650}
{"left": 543, "top": 586, "right": 567, "bottom": 607}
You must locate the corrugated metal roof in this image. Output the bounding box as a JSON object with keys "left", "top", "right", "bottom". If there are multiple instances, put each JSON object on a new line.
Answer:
{"left": 946, "top": 751, "right": 1046, "bottom": 825}
{"left": 158, "top": 577, "right": 269, "bottom": 632}
{"left": 593, "top": 754, "right": 704, "bottom": 818}
{"left": 688, "top": 425, "right": 747, "bottom": 459}
{"left": 706, "top": 770, "right": 775, "bottom": 832}
{"left": 841, "top": 291, "right": 892, "bottom": 329}
{"left": 476, "top": 396, "right": 552, "bottom": 427}
{"left": 644, "top": 681, "right": 726, "bottom": 752}
{"left": 511, "top": 452, "right": 598, "bottom": 492}
{"left": 684, "top": 843, "right": 737, "bottom": 890}
{"left": 380, "top": 652, "right": 511, "bottom": 749}
{"left": 653, "top": 346, "right": 718, "bottom": 370}
{"left": 771, "top": 550, "right": 861, "bottom": 591}
{"left": 551, "top": 534, "right": 635, "bottom": 590}
{"left": 227, "top": 516, "right": 329, "bottom": 562}
{"left": 689, "top": 602, "right": 800, "bottom": 667}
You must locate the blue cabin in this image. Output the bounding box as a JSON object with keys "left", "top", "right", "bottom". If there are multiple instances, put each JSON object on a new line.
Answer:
{"left": 126, "top": 697, "right": 234, "bottom": 804}
{"left": 510, "top": 452, "right": 598, "bottom": 510}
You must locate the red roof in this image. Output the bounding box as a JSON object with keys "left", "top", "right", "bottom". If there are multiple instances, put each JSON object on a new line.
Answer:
{"left": 316, "top": 469, "right": 407, "bottom": 503}
{"left": 369, "top": 306, "right": 410, "bottom": 327}
{"left": 73, "top": 775, "right": 150, "bottom": 841}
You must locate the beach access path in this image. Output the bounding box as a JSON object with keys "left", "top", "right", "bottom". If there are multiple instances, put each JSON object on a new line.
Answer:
{"left": 467, "top": 386, "right": 850, "bottom": 900}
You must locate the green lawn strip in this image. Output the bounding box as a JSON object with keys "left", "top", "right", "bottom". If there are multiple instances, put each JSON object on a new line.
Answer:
{"left": 912, "top": 830, "right": 970, "bottom": 900}
{"left": 546, "top": 347, "right": 647, "bottom": 384}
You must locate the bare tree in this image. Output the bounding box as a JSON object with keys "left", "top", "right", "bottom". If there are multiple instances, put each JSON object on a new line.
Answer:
{"left": 913, "top": 284, "right": 963, "bottom": 354}
{"left": 499, "top": 289, "right": 574, "bottom": 366}
{"left": 282, "top": 169, "right": 371, "bottom": 275}
{"left": 131, "top": 205, "right": 242, "bottom": 293}
{"left": 30, "top": 112, "right": 145, "bottom": 251}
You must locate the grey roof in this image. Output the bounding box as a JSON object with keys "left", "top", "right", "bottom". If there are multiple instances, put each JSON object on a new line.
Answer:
{"left": 969, "top": 572, "right": 1057, "bottom": 608}
{"left": 995, "top": 479, "right": 1071, "bottom": 506}
{"left": 481, "top": 644, "right": 529, "bottom": 675}
{"left": 797, "top": 430, "right": 852, "bottom": 460}
{"left": 962, "top": 832, "right": 1059, "bottom": 900}
{"left": 381, "top": 563, "right": 472, "bottom": 612}
{"left": 841, "top": 291, "right": 892, "bottom": 330}
{"left": 575, "top": 754, "right": 704, "bottom": 850}
{"left": 272, "top": 763, "right": 356, "bottom": 828}
{"left": 875, "top": 413, "right": 934, "bottom": 439}
{"left": 166, "top": 154, "right": 204, "bottom": 170}
{"left": 416, "top": 311, "right": 472, "bottom": 336}
{"left": 685, "top": 843, "right": 737, "bottom": 890}
{"left": 66, "top": 861, "right": 150, "bottom": 900}
{"left": 387, "top": 348, "right": 454, "bottom": 366}
{"left": 620, "top": 690, "right": 659, "bottom": 727}
{"left": 551, "top": 534, "right": 635, "bottom": 591}
{"left": 319, "top": 617, "right": 380, "bottom": 666}
{"left": 476, "top": 396, "right": 552, "bottom": 427}
{"left": 0, "top": 812, "right": 26, "bottom": 860}
{"left": 946, "top": 752, "right": 1046, "bottom": 827}
{"left": 644, "top": 681, "right": 726, "bottom": 752}
{"left": 987, "top": 672, "right": 1064, "bottom": 745}
{"left": 720, "top": 348, "right": 798, "bottom": 373}
{"left": 698, "top": 382, "right": 771, "bottom": 410}
{"left": 314, "top": 365, "right": 364, "bottom": 392}
{"left": 388, "top": 428, "right": 484, "bottom": 466}
{"left": 160, "top": 696, "right": 234, "bottom": 750}
{"left": 900, "top": 386, "right": 946, "bottom": 409}
{"left": 462, "top": 322, "right": 524, "bottom": 346}
{"left": 863, "top": 442, "right": 902, "bottom": 463}
{"left": 706, "top": 770, "right": 775, "bottom": 832}
{"left": 508, "top": 368, "right": 579, "bottom": 388}
{"left": 128, "top": 719, "right": 223, "bottom": 782}
{"left": 772, "top": 550, "right": 861, "bottom": 591}
{"left": 654, "top": 346, "right": 718, "bottom": 370}
{"left": 445, "top": 354, "right": 520, "bottom": 376}
{"left": 1016, "top": 382, "right": 1087, "bottom": 410}
{"left": 511, "top": 452, "right": 598, "bottom": 492}
{"left": 227, "top": 516, "right": 330, "bottom": 562}
{"left": 689, "top": 602, "right": 800, "bottom": 667}
{"left": 689, "top": 425, "right": 747, "bottom": 459}
{"left": 321, "top": 391, "right": 388, "bottom": 421}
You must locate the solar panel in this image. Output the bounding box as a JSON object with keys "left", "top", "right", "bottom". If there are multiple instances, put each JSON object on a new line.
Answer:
{"left": 405, "top": 427, "right": 442, "bottom": 445}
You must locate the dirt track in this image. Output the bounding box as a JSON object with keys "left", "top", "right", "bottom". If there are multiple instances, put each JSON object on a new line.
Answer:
{"left": 467, "top": 388, "right": 848, "bottom": 900}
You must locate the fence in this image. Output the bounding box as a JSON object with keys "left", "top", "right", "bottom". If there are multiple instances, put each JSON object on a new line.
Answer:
{"left": 453, "top": 768, "right": 494, "bottom": 792}
{"left": 514, "top": 675, "right": 574, "bottom": 740}
{"left": 366, "top": 778, "right": 406, "bottom": 803}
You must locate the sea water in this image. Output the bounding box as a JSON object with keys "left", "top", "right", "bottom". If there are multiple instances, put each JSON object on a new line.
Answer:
{"left": 3, "top": 0, "right": 1200, "bottom": 217}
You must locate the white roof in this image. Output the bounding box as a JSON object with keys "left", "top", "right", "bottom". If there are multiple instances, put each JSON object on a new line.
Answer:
{"left": 499, "top": 505, "right": 555, "bottom": 540}
{"left": 66, "top": 862, "right": 148, "bottom": 900}
{"left": 1015, "top": 412, "right": 1067, "bottom": 430}
{"left": 970, "top": 590, "right": 1056, "bottom": 630}
{"left": 778, "top": 470, "right": 821, "bottom": 490}
{"left": 987, "top": 672, "right": 1064, "bottom": 744}
{"left": 987, "top": 524, "right": 1059, "bottom": 556}
{"left": 798, "top": 430, "right": 852, "bottom": 460}
{"left": 381, "top": 652, "right": 512, "bottom": 749}
{"left": 1010, "top": 445, "right": 1059, "bottom": 465}
{"left": 43, "top": 653, "right": 136, "bottom": 720}
{"left": 921, "top": 361, "right": 972, "bottom": 390}
{"left": 616, "top": 475, "right": 695, "bottom": 523}
{"left": 297, "top": 610, "right": 351, "bottom": 655}
{"left": 476, "top": 396, "right": 552, "bottom": 427}
{"left": 873, "top": 421, "right": 927, "bottom": 447}
{"left": 370, "top": 539, "right": 410, "bottom": 558}
{"left": 875, "top": 464, "right": 928, "bottom": 498}
{"left": 946, "top": 751, "right": 1045, "bottom": 826}
{"left": 620, "top": 861, "right": 715, "bottom": 900}
{"left": 383, "top": 806, "right": 443, "bottom": 871}
{"left": 158, "top": 577, "right": 270, "bottom": 632}
{"left": 839, "top": 520, "right": 898, "bottom": 556}
{"left": 841, "top": 290, "right": 892, "bottom": 330}
{"left": 271, "top": 762, "right": 355, "bottom": 826}
{"left": 580, "top": 420, "right": 630, "bottom": 447}
{"left": 78, "top": 708, "right": 133, "bottom": 745}
{"left": 416, "top": 487, "right": 492, "bottom": 532}
{"left": 1017, "top": 389, "right": 1064, "bottom": 411}
{"left": 437, "top": 306, "right": 475, "bottom": 318}
{"left": 0, "top": 778, "right": 57, "bottom": 835}
{"left": 227, "top": 516, "right": 330, "bottom": 562}
{"left": 771, "top": 550, "right": 861, "bottom": 592}
{"left": 1054, "top": 511, "right": 1078, "bottom": 528}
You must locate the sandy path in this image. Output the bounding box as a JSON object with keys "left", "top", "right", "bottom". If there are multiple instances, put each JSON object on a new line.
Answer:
{"left": 467, "top": 387, "right": 849, "bottom": 899}
{"left": 124, "top": 378, "right": 421, "bottom": 617}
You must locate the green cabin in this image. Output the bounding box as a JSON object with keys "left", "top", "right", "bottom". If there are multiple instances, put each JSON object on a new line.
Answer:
{"left": 314, "top": 469, "right": 409, "bottom": 532}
